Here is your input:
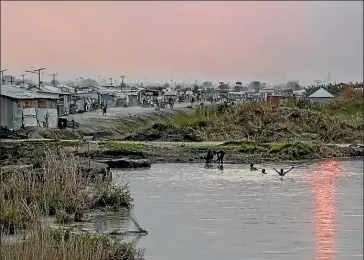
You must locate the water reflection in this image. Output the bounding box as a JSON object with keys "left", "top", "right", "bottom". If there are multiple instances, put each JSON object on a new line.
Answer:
{"left": 307, "top": 161, "right": 344, "bottom": 260}
{"left": 74, "top": 209, "right": 131, "bottom": 235}
{"left": 102, "top": 161, "right": 362, "bottom": 260}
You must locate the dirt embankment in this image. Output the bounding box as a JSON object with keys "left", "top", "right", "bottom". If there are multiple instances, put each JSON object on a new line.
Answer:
{"left": 2, "top": 138, "right": 363, "bottom": 168}
{"left": 66, "top": 140, "right": 361, "bottom": 164}
{"left": 124, "top": 103, "right": 364, "bottom": 144}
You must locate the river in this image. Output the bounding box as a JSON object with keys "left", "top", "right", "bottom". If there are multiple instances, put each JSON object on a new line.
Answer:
{"left": 91, "top": 159, "right": 363, "bottom": 260}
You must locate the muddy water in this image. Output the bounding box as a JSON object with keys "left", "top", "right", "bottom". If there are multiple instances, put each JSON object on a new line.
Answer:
{"left": 104, "top": 160, "right": 361, "bottom": 260}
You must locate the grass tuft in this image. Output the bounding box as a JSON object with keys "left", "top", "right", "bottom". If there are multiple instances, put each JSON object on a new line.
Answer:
{"left": 0, "top": 227, "right": 144, "bottom": 260}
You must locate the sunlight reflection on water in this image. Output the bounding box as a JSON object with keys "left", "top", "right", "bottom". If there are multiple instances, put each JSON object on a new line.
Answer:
{"left": 107, "top": 160, "right": 363, "bottom": 260}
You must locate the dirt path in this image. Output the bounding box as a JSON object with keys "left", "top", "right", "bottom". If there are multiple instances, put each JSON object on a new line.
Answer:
{"left": 62, "top": 102, "right": 213, "bottom": 133}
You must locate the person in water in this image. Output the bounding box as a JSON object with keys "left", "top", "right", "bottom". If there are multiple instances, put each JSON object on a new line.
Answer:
{"left": 273, "top": 167, "right": 294, "bottom": 176}
{"left": 250, "top": 163, "right": 258, "bottom": 171}
{"left": 214, "top": 150, "right": 226, "bottom": 164}
{"left": 205, "top": 150, "right": 214, "bottom": 164}
{"left": 261, "top": 169, "right": 267, "bottom": 174}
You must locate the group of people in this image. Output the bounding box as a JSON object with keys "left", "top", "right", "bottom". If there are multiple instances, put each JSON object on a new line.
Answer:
{"left": 204, "top": 150, "right": 294, "bottom": 177}
{"left": 250, "top": 163, "right": 294, "bottom": 177}
{"left": 205, "top": 150, "right": 226, "bottom": 164}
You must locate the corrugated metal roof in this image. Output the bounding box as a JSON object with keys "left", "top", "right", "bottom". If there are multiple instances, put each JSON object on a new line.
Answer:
{"left": 1, "top": 85, "right": 58, "bottom": 100}
{"left": 164, "top": 91, "right": 178, "bottom": 96}
{"left": 58, "top": 84, "right": 75, "bottom": 93}
{"left": 309, "top": 88, "right": 334, "bottom": 98}
{"left": 30, "top": 85, "right": 72, "bottom": 95}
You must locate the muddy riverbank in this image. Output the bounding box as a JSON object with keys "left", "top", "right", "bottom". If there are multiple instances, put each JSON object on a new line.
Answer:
{"left": 1, "top": 139, "right": 362, "bottom": 168}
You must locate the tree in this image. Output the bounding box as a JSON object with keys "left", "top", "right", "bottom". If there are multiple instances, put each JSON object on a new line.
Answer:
{"left": 163, "top": 83, "right": 170, "bottom": 89}
{"left": 80, "top": 78, "right": 97, "bottom": 87}
{"left": 233, "top": 81, "right": 243, "bottom": 92}
{"left": 248, "top": 81, "right": 261, "bottom": 92}
{"left": 233, "top": 85, "right": 243, "bottom": 92}
{"left": 202, "top": 81, "right": 212, "bottom": 88}
{"left": 286, "top": 80, "right": 301, "bottom": 90}
{"left": 205, "top": 87, "right": 214, "bottom": 94}
{"left": 151, "top": 86, "right": 164, "bottom": 91}
{"left": 193, "top": 84, "right": 199, "bottom": 93}
{"left": 218, "top": 81, "right": 230, "bottom": 91}
{"left": 175, "top": 84, "right": 182, "bottom": 90}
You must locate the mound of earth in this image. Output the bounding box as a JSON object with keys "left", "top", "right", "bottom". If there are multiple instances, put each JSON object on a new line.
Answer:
{"left": 124, "top": 123, "right": 203, "bottom": 142}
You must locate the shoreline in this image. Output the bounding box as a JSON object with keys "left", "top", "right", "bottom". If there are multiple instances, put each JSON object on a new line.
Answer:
{"left": 1, "top": 139, "right": 361, "bottom": 167}
{"left": 144, "top": 155, "right": 364, "bottom": 165}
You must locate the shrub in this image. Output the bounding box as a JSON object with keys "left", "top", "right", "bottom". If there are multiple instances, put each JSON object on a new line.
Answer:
{"left": 96, "top": 184, "right": 134, "bottom": 210}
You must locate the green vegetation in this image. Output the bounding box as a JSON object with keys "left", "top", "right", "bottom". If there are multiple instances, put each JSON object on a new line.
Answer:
{"left": 102, "top": 142, "right": 147, "bottom": 154}
{"left": 304, "top": 82, "right": 363, "bottom": 96}
{"left": 1, "top": 227, "right": 144, "bottom": 260}
{"left": 38, "top": 128, "right": 81, "bottom": 140}
{"left": 238, "top": 141, "right": 314, "bottom": 157}
{"left": 122, "top": 87, "right": 363, "bottom": 143}
{"left": 124, "top": 103, "right": 361, "bottom": 143}
{"left": 96, "top": 183, "right": 134, "bottom": 210}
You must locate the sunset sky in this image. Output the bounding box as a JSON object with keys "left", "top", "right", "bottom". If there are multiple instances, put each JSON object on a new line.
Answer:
{"left": 1, "top": 1, "right": 363, "bottom": 85}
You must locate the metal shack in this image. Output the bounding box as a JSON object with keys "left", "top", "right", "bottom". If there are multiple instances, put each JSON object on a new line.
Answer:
{"left": 29, "top": 85, "right": 72, "bottom": 116}
{"left": 163, "top": 91, "right": 178, "bottom": 102}
{"left": 308, "top": 88, "right": 335, "bottom": 105}
{"left": 1, "top": 85, "right": 59, "bottom": 130}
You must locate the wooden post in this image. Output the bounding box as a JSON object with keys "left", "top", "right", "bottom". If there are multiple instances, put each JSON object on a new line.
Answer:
{"left": 87, "top": 142, "right": 91, "bottom": 171}
{"left": 45, "top": 112, "right": 49, "bottom": 128}
{"left": 21, "top": 111, "right": 25, "bottom": 128}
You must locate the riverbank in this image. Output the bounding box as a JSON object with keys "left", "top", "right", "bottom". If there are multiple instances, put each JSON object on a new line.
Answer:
{"left": 0, "top": 146, "right": 144, "bottom": 260}
{"left": 122, "top": 99, "right": 363, "bottom": 143}
{"left": 1, "top": 139, "right": 361, "bottom": 168}
{"left": 33, "top": 98, "right": 364, "bottom": 144}
{"left": 96, "top": 140, "right": 362, "bottom": 164}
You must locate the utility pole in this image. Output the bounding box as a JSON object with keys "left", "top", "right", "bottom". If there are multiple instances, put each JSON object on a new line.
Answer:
{"left": 20, "top": 74, "right": 26, "bottom": 85}
{"left": 109, "top": 77, "right": 113, "bottom": 86}
{"left": 26, "top": 68, "right": 45, "bottom": 89}
{"left": 120, "top": 75, "right": 125, "bottom": 84}
{"left": 1, "top": 69, "right": 7, "bottom": 84}
{"left": 50, "top": 73, "right": 58, "bottom": 87}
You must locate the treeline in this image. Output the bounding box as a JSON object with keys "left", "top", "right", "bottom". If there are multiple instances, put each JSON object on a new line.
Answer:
{"left": 305, "top": 82, "right": 364, "bottom": 96}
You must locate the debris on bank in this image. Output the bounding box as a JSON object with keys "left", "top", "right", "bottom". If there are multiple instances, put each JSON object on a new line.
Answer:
{"left": 0, "top": 126, "right": 28, "bottom": 140}
{"left": 124, "top": 123, "right": 204, "bottom": 142}
{"left": 95, "top": 158, "right": 151, "bottom": 168}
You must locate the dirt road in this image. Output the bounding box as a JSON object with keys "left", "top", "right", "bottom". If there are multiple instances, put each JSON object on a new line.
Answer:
{"left": 62, "top": 102, "right": 211, "bottom": 133}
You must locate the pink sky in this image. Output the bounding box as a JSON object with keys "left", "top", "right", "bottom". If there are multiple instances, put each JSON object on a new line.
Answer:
{"left": 1, "top": 1, "right": 363, "bottom": 84}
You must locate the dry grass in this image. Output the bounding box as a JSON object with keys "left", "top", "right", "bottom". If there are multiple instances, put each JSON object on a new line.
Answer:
{"left": 0, "top": 148, "right": 133, "bottom": 234}
{"left": 123, "top": 99, "right": 363, "bottom": 143}
{"left": 0, "top": 227, "right": 144, "bottom": 260}
{"left": 1, "top": 148, "right": 141, "bottom": 259}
